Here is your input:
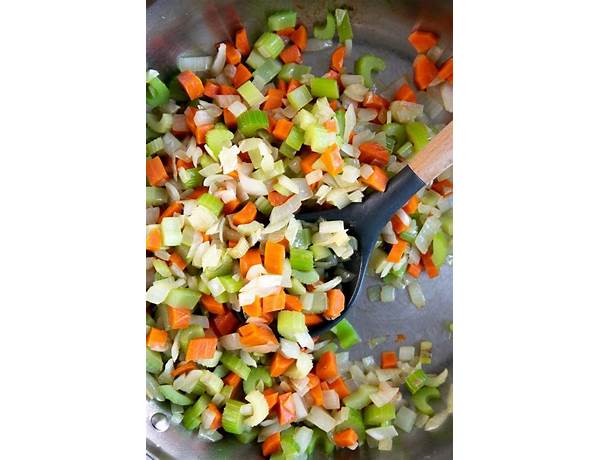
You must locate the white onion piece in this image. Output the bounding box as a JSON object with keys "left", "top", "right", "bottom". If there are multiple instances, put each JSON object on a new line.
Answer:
{"left": 390, "top": 100, "right": 424, "bottom": 123}
{"left": 197, "top": 427, "right": 223, "bottom": 442}
{"left": 189, "top": 315, "right": 209, "bottom": 328}
{"left": 245, "top": 390, "right": 269, "bottom": 427}
{"left": 228, "top": 101, "right": 248, "bottom": 118}
{"left": 415, "top": 216, "right": 441, "bottom": 253}
{"left": 440, "top": 82, "right": 453, "bottom": 113}
{"left": 305, "top": 38, "right": 334, "bottom": 52}
{"left": 193, "top": 108, "right": 216, "bottom": 126}
{"left": 223, "top": 63, "right": 237, "bottom": 80}
{"left": 369, "top": 382, "right": 399, "bottom": 407}
{"left": 424, "top": 410, "right": 449, "bottom": 431}
{"left": 366, "top": 426, "right": 398, "bottom": 441}
{"left": 407, "top": 281, "right": 426, "bottom": 308}
{"left": 340, "top": 74, "right": 364, "bottom": 87}
{"left": 323, "top": 390, "right": 340, "bottom": 410}
{"left": 313, "top": 276, "right": 342, "bottom": 292}
{"left": 398, "top": 346, "right": 415, "bottom": 362}
{"left": 344, "top": 83, "right": 369, "bottom": 102}
{"left": 280, "top": 338, "right": 301, "bottom": 359}
{"left": 239, "top": 173, "right": 268, "bottom": 196}
{"left": 214, "top": 94, "right": 241, "bottom": 108}
{"left": 217, "top": 333, "right": 240, "bottom": 351}
{"left": 258, "top": 421, "right": 289, "bottom": 442}
{"left": 357, "top": 107, "right": 378, "bottom": 122}
{"left": 306, "top": 406, "right": 337, "bottom": 432}
{"left": 270, "top": 194, "right": 301, "bottom": 223}
{"left": 381, "top": 222, "right": 398, "bottom": 244}
{"left": 425, "top": 368, "right": 448, "bottom": 387}
{"left": 343, "top": 103, "right": 356, "bottom": 144}
{"left": 177, "top": 55, "right": 213, "bottom": 72}
{"left": 294, "top": 426, "right": 314, "bottom": 453}
{"left": 292, "top": 392, "right": 308, "bottom": 419}
{"left": 211, "top": 43, "right": 227, "bottom": 75}
{"left": 146, "top": 207, "right": 160, "bottom": 225}
{"left": 241, "top": 350, "right": 258, "bottom": 368}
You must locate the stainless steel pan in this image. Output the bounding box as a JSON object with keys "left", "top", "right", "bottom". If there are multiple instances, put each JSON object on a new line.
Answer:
{"left": 146, "top": 1, "right": 453, "bottom": 458}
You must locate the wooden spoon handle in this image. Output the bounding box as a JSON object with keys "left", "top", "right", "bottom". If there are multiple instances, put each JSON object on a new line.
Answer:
{"left": 408, "top": 121, "right": 453, "bottom": 184}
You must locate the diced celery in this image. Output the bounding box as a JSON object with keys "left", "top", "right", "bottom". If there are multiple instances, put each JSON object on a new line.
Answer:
{"left": 165, "top": 287, "right": 201, "bottom": 309}
{"left": 419, "top": 340, "right": 432, "bottom": 365}
{"left": 253, "top": 58, "right": 282, "bottom": 85}
{"left": 255, "top": 196, "right": 273, "bottom": 216}
{"left": 273, "top": 183, "right": 293, "bottom": 197}
{"left": 432, "top": 231, "right": 449, "bottom": 267}
{"left": 385, "top": 136, "right": 396, "bottom": 154}
{"left": 313, "top": 342, "right": 338, "bottom": 360}
{"left": 146, "top": 76, "right": 170, "bottom": 108}
{"left": 268, "top": 10, "right": 297, "bottom": 31}
{"left": 406, "top": 121, "right": 430, "bottom": 152}
{"left": 235, "top": 427, "right": 259, "bottom": 444}
{"left": 243, "top": 367, "right": 273, "bottom": 394}
{"left": 367, "top": 286, "right": 380, "bottom": 302}
{"left": 221, "top": 351, "right": 251, "bottom": 380}
{"left": 335, "top": 9, "right": 353, "bottom": 42}
{"left": 278, "top": 63, "right": 312, "bottom": 82}
{"left": 313, "top": 12, "right": 335, "bottom": 40}
{"left": 146, "top": 186, "right": 168, "bottom": 207}
{"left": 396, "top": 141, "right": 414, "bottom": 159}
{"left": 199, "top": 153, "right": 216, "bottom": 168}
{"left": 277, "top": 310, "right": 307, "bottom": 340}
{"left": 218, "top": 275, "right": 244, "bottom": 293}
{"left": 382, "top": 122, "right": 408, "bottom": 146}
{"left": 310, "top": 77, "right": 339, "bottom": 99}
{"left": 182, "top": 394, "right": 210, "bottom": 430}
{"left": 290, "top": 248, "right": 314, "bottom": 272}
{"left": 364, "top": 402, "right": 396, "bottom": 426}
{"left": 288, "top": 277, "right": 307, "bottom": 296}
{"left": 331, "top": 319, "right": 361, "bottom": 349}
{"left": 285, "top": 126, "right": 305, "bottom": 151}
{"left": 161, "top": 217, "right": 183, "bottom": 246}
{"left": 146, "top": 348, "right": 163, "bottom": 374}
{"left": 292, "top": 228, "right": 312, "bottom": 250}
{"left": 197, "top": 193, "right": 223, "bottom": 216}
{"left": 213, "top": 364, "right": 229, "bottom": 379}
{"left": 237, "top": 81, "right": 266, "bottom": 107}
{"left": 280, "top": 428, "right": 300, "bottom": 457}
{"left": 178, "top": 167, "right": 203, "bottom": 189}
{"left": 355, "top": 54, "right": 386, "bottom": 88}
{"left": 405, "top": 369, "right": 427, "bottom": 394}
{"left": 335, "top": 109, "right": 345, "bottom": 136}
{"left": 179, "top": 325, "right": 205, "bottom": 352}
{"left": 291, "top": 269, "right": 320, "bottom": 284}
{"left": 146, "top": 137, "right": 164, "bottom": 156}
{"left": 237, "top": 110, "right": 269, "bottom": 137}
{"left": 412, "top": 386, "right": 440, "bottom": 415}
{"left": 206, "top": 128, "right": 234, "bottom": 156}
{"left": 159, "top": 385, "right": 194, "bottom": 406}
{"left": 343, "top": 384, "right": 378, "bottom": 410}
{"left": 380, "top": 285, "right": 396, "bottom": 302}
{"left": 335, "top": 407, "right": 365, "bottom": 442}
{"left": 146, "top": 113, "right": 173, "bottom": 134}
{"left": 278, "top": 142, "right": 297, "bottom": 159}
{"left": 222, "top": 399, "right": 245, "bottom": 434}
{"left": 199, "top": 370, "right": 224, "bottom": 395}
{"left": 441, "top": 209, "right": 453, "bottom": 236}
{"left": 311, "top": 245, "right": 332, "bottom": 261}
{"left": 287, "top": 85, "right": 313, "bottom": 111}
{"left": 246, "top": 49, "right": 266, "bottom": 70}
{"left": 304, "top": 124, "right": 336, "bottom": 153}
{"left": 214, "top": 291, "right": 229, "bottom": 303}
{"left": 197, "top": 277, "right": 211, "bottom": 294}
{"left": 254, "top": 32, "right": 285, "bottom": 59}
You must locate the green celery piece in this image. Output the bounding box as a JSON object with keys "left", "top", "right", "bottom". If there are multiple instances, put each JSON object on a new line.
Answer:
{"left": 213, "top": 364, "right": 228, "bottom": 378}
{"left": 310, "top": 77, "right": 339, "bottom": 99}
{"left": 313, "top": 12, "right": 335, "bottom": 40}
{"left": 335, "top": 407, "right": 365, "bottom": 442}
{"left": 285, "top": 126, "right": 305, "bottom": 151}
{"left": 363, "top": 402, "right": 396, "bottom": 426}
{"left": 278, "top": 142, "right": 297, "bottom": 159}
{"left": 235, "top": 427, "right": 259, "bottom": 444}
{"left": 412, "top": 386, "right": 441, "bottom": 415}
{"left": 243, "top": 367, "right": 273, "bottom": 395}
{"left": 287, "top": 85, "right": 313, "bottom": 111}
{"left": 277, "top": 310, "right": 307, "bottom": 340}
{"left": 200, "top": 370, "right": 224, "bottom": 395}
{"left": 146, "top": 113, "right": 173, "bottom": 134}
{"left": 280, "top": 428, "right": 300, "bottom": 457}
{"left": 168, "top": 76, "right": 188, "bottom": 102}
{"left": 206, "top": 128, "right": 234, "bottom": 156}
{"left": 214, "top": 291, "right": 229, "bottom": 303}
{"left": 182, "top": 394, "right": 210, "bottom": 430}
{"left": 432, "top": 231, "right": 449, "bottom": 267}
{"left": 146, "top": 137, "right": 164, "bottom": 156}
{"left": 367, "top": 247, "right": 387, "bottom": 274}
{"left": 237, "top": 110, "right": 269, "bottom": 137}
{"left": 273, "top": 183, "right": 292, "bottom": 197}
{"left": 218, "top": 275, "right": 244, "bottom": 293}
{"left": 293, "top": 109, "right": 317, "bottom": 130}
{"left": 196, "top": 277, "right": 211, "bottom": 295}
{"left": 199, "top": 153, "right": 216, "bottom": 169}
{"left": 254, "top": 32, "right": 285, "bottom": 59}
{"left": 253, "top": 58, "right": 282, "bottom": 84}
{"left": 335, "top": 109, "right": 345, "bottom": 136}
{"left": 385, "top": 136, "right": 396, "bottom": 154}
{"left": 160, "top": 217, "right": 182, "bottom": 247}
{"left": 146, "top": 187, "right": 168, "bottom": 207}
{"left": 146, "top": 313, "right": 156, "bottom": 328}
{"left": 197, "top": 193, "right": 223, "bottom": 216}
{"left": 179, "top": 325, "right": 205, "bottom": 352}
{"left": 396, "top": 141, "right": 414, "bottom": 159}
{"left": 246, "top": 48, "right": 266, "bottom": 70}
{"left": 321, "top": 429, "right": 336, "bottom": 454}
{"left": 343, "top": 384, "right": 378, "bottom": 410}
{"left": 304, "top": 124, "right": 336, "bottom": 153}
{"left": 268, "top": 10, "right": 297, "bottom": 31}
{"left": 290, "top": 248, "right": 314, "bottom": 272}
{"left": 292, "top": 228, "right": 312, "bottom": 250}
{"left": 221, "top": 351, "right": 251, "bottom": 380}
{"left": 255, "top": 196, "right": 273, "bottom": 216}
{"left": 291, "top": 269, "right": 320, "bottom": 284}
{"left": 382, "top": 122, "right": 408, "bottom": 146}
{"left": 331, "top": 319, "right": 361, "bottom": 349}
{"left": 269, "top": 453, "right": 285, "bottom": 460}
{"left": 405, "top": 368, "right": 427, "bottom": 394}
{"left": 146, "top": 349, "right": 163, "bottom": 374}
{"left": 278, "top": 63, "right": 312, "bottom": 82}
{"left": 419, "top": 340, "right": 432, "bottom": 364}
{"left": 288, "top": 277, "right": 307, "bottom": 296}
{"left": 310, "top": 245, "right": 332, "bottom": 261}
{"left": 237, "top": 81, "right": 265, "bottom": 107}
{"left": 421, "top": 189, "right": 441, "bottom": 206}
{"left": 159, "top": 385, "right": 194, "bottom": 406}
{"left": 383, "top": 267, "right": 407, "bottom": 288}
{"left": 406, "top": 121, "right": 430, "bottom": 152}
{"left": 178, "top": 167, "right": 203, "bottom": 189}
{"left": 165, "top": 287, "right": 201, "bottom": 309}
{"left": 222, "top": 399, "right": 246, "bottom": 434}
{"left": 147, "top": 126, "right": 160, "bottom": 142}
{"left": 313, "top": 341, "right": 338, "bottom": 360}
{"left": 220, "top": 384, "right": 234, "bottom": 401}
{"left": 335, "top": 9, "right": 353, "bottom": 42}
{"left": 355, "top": 54, "right": 386, "bottom": 88}
{"left": 146, "top": 76, "right": 170, "bottom": 108}
{"left": 441, "top": 209, "right": 453, "bottom": 236}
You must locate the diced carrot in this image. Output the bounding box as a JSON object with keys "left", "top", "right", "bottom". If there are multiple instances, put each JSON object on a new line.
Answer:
{"left": 223, "top": 108, "right": 237, "bottom": 128}
{"left": 394, "top": 83, "right": 417, "bottom": 102}
{"left": 240, "top": 248, "right": 262, "bottom": 278}
{"left": 239, "top": 323, "right": 278, "bottom": 346}
{"left": 324, "top": 289, "right": 345, "bottom": 321}
{"left": 407, "top": 263, "right": 422, "bottom": 278}
{"left": 307, "top": 373, "right": 320, "bottom": 389}
{"left": 169, "top": 252, "right": 187, "bottom": 271}
{"left": 235, "top": 28, "right": 251, "bottom": 56}
{"left": 233, "top": 63, "right": 252, "bottom": 88}
{"left": 304, "top": 314, "right": 323, "bottom": 326}
{"left": 421, "top": 252, "right": 439, "bottom": 278}
{"left": 324, "top": 119, "right": 337, "bottom": 132}
{"left": 201, "top": 295, "right": 226, "bottom": 315}
{"left": 290, "top": 25, "right": 307, "bottom": 51}
{"left": 431, "top": 179, "right": 453, "bottom": 196}
{"left": 358, "top": 142, "right": 390, "bottom": 167}
{"left": 231, "top": 201, "right": 257, "bottom": 225}
{"left": 186, "top": 336, "right": 218, "bottom": 361}
{"left": 437, "top": 57, "right": 453, "bottom": 82}
{"left": 184, "top": 106, "right": 198, "bottom": 132}
{"left": 177, "top": 70, "right": 204, "bottom": 100}
{"left": 267, "top": 191, "right": 291, "bottom": 210}
{"left": 279, "top": 44, "right": 302, "bottom": 64}
{"left": 264, "top": 240, "right": 285, "bottom": 275}
{"left": 321, "top": 145, "right": 344, "bottom": 176}
{"left": 146, "top": 156, "right": 169, "bottom": 186}
{"left": 225, "top": 42, "right": 241, "bottom": 65}
{"left": 287, "top": 79, "right": 301, "bottom": 94}
{"left": 262, "top": 432, "right": 281, "bottom": 457}
{"left": 223, "top": 372, "right": 242, "bottom": 399}
{"left": 158, "top": 201, "right": 183, "bottom": 223}
{"left": 403, "top": 195, "right": 420, "bottom": 214}
{"left": 203, "top": 80, "right": 220, "bottom": 98}
{"left": 276, "top": 27, "right": 296, "bottom": 37}
{"left": 206, "top": 403, "right": 222, "bottom": 430}
{"left": 413, "top": 54, "right": 439, "bottom": 90}
{"left": 361, "top": 165, "right": 389, "bottom": 192}
{"left": 262, "top": 288, "right": 286, "bottom": 312}
{"left": 176, "top": 158, "right": 194, "bottom": 169}
{"left": 300, "top": 151, "right": 320, "bottom": 174}
{"left": 264, "top": 389, "right": 279, "bottom": 410}
{"left": 219, "top": 84, "right": 238, "bottom": 95}
{"left": 227, "top": 239, "right": 238, "bottom": 248}
{"left": 329, "top": 100, "right": 338, "bottom": 110}
{"left": 316, "top": 351, "right": 337, "bottom": 380}
{"left": 270, "top": 351, "right": 295, "bottom": 377}
{"left": 329, "top": 377, "right": 351, "bottom": 399}
{"left": 408, "top": 30, "right": 439, "bottom": 53}
{"left": 363, "top": 92, "right": 390, "bottom": 110}
{"left": 272, "top": 118, "right": 294, "bottom": 141}
{"left": 212, "top": 311, "right": 240, "bottom": 336}
{"left": 284, "top": 294, "right": 303, "bottom": 312}
{"left": 187, "top": 186, "right": 209, "bottom": 199}
{"left": 309, "top": 381, "right": 324, "bottom": 406}
{"left": 277, "top": 392, "right": 296, "bottom": 425}
{"left": 380, "top": 351, "right": 398, "bottom": 369}
{"left": 167, "top": 306, "right": 192, "bottom": 330}
{"left": 387, "top": 240, "right": 409, "bottom": 263}
{"left": 194, "top": 123, "right": 214, "bottom": 145}
{"left": 223, "top": 197, "right": 241, "bottom": 215}
{"left": 277, "top": 79, "right": 287, "bottom": 92}
{"left": 320, "top": 381, "right": 330, "bottom": 391}
{"left": 146, "top": 327, "right": 169, "bottom": 351}
{"left": 330, "top": 46, "right": 345, "bottom": 72}
{"left": 334, "top": 428, "right": 359, "bottom": 448}
{"left": 171, "top": 361, "right": 197, "bottom": 378}
{"left": 262, "top": 88, "right": 285, "bottom": 110}
{"left": 261, "top": 311, "right": 274, "bottom": 324}
{"left": 242, "top": 296, "right": 262, "bottom": 317}
{"left": 146, "top": 227, "right": 162, "bottom": 252}
{"left": 268, "top": 115, "right": 277, "bottom": 133}
{"left": 228, "top": 170, "right": 239, "bottom": 180}
{"left": 323, "top": 69, "right": 339, "bottom": 80}
{"left": 391, "top": 214, "right": 410, "bottom": 234}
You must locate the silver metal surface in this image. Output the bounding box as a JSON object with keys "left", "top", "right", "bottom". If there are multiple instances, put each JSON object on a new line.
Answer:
{"left": 147, "top": 1, "right": 453, "bottom": 458}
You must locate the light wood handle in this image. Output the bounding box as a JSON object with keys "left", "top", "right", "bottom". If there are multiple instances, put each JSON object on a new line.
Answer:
{"left": 407, "top": 121, "right": 453, "bottom": 184}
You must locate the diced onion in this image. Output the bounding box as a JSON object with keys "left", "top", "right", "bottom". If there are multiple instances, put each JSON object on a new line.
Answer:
{"left": 407, "top": 281, "right": 426, "bottom": 308}
{"left": 357, "top": 108, "right": 378, "bottom": 122}
{"left": 292, "top": 392, "right": 308, "bottom": 419}
{"left": 366, "top": 426, "right": 398, "bottom": 441}
{"left": 177, "top": 55, "right": 213, "bottom": 72}
{"left": 211, "top": 43, "right": 227, "bottom": 75}
{"left": 306, "top": 406, "right": 337, "bottom": 432}
{"left": 390, "top": 100, "right": 424, "bottom": 123}
{"left": 440, "top": 82, "right": 453, "bottom": 113}
{"left": 305, "top": 38, "right": 334, "bottom": 52}
{"left": 280, "top": 338, "right": 301, "bottom": 359}
{"left": 219, "top": 333, "right": 241, "bottom": 350}
{"left": 424, "top": 410, "right": 449, "bottom": 431}
{"left": 398, "top": 346, "right": 415, "bottom": 362}
{"left": 322, "top": 390, "right": 340, "bottom": 410}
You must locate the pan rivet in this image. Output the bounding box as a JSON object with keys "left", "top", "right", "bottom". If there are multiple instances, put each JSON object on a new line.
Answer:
{"left": 150, "top": 412, "right": 170, "bottom": 432}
